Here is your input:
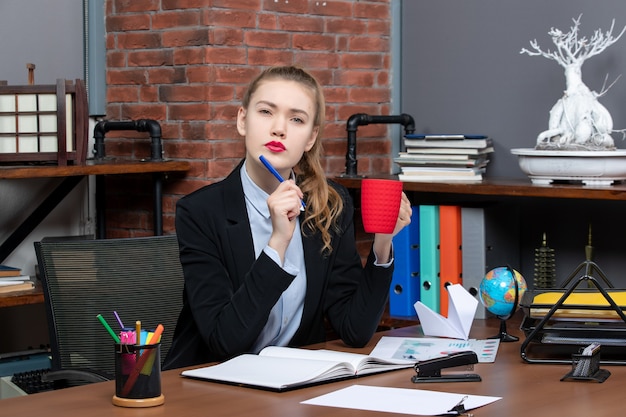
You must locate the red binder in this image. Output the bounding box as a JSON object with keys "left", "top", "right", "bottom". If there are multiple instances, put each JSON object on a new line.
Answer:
{"left": 438, "top": 205, "right": 463, "bottom": 317}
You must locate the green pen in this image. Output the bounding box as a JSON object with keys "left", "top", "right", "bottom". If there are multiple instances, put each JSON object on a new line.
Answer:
{"left": 97, "top": 314, "right": 121, "bottom": 343}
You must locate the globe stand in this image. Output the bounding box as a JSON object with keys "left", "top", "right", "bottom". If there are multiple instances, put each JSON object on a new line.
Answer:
{"left": 491, "top": 317, "right": 519, "bottom": 342}
{"left": 488, "top": 270, "right": 520, "bottom": 343}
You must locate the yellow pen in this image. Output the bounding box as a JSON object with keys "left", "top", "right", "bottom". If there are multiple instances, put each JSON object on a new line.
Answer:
{"left": 135, "top": 320, "right": 141, "bottom": 346}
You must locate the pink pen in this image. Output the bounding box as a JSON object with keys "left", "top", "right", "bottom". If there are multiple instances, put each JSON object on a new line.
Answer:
{"left": 119, "top": 330, "right": 136, "bottom": 375}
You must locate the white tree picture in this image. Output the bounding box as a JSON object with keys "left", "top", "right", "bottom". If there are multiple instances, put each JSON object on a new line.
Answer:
{"left": 521, "top": 15, "right": 626, "bottom": 150}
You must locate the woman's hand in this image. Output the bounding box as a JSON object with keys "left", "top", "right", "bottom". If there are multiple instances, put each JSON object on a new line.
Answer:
{"left": 266, "top": 180, "right": 304, "bottom": 263}
{"left": 372, "top": 192, "right": 412, "bottom": 263}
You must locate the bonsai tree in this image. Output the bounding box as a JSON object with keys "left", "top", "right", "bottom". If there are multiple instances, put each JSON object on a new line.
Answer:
{"left": 521, "top": 15, "right": 626, "bottom": 150}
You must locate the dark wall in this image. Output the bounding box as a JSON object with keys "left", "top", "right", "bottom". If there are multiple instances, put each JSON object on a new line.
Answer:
{"left": 401, "top": 0, "right": 626, "bottom": 179}
{"left": 0, "top": 0, "right": 83, "bottom": 355}
{"left": 0, "top": 0, "right": 83, "bottom": 84}
{"left": 400, "top": 1, "right": 626, "bottom": 286}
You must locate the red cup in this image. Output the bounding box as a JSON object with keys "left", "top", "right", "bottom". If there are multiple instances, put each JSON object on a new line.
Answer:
{"left": 360, "top": 179, "right": 403, "bottom": 233}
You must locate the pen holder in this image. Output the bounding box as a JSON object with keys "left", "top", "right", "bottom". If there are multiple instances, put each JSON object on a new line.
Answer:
{"left": 112, "top": 343, "right": 165, "bottom": 407}
{"left": 560, "top": 346, "right": 610, "bottom": 383}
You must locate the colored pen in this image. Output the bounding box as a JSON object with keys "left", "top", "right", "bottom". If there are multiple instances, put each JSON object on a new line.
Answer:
{"left": 121, "top": 324, "right": 165, "bottom": 396}
{"left": 96, "top": 314, "right": 121, "bottom": 343}
{"left": 147, "top": 323, "right": 164, "bottom": 345}
{"left": 120, "top": 330, "right": 135, "bottom": 344}
{"left": 140, "top": 324, "right": 164, "bottom": 375}
{"left": 113, "top": 311, "right": 124, "bottom": 329}
{"left": 259, "top": 155, "right": 306, "bottom": 209}
{"left": 135, "top": 320, "right": 141, "bottom": 346}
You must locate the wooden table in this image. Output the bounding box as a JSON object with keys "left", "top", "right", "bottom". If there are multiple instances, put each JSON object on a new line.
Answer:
{"left": 2, "top": 316, "right": 623, "bottom": 416}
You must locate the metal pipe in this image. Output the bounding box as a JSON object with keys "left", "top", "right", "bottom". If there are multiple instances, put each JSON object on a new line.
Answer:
{"left": 93, "top": 119, "right": 163, "bottom": 160}
{"left": 343, "top": 113, "right": 415, "bottom": 177}
{"left": 153, "top": 173, "right": 163, "bottom": 236}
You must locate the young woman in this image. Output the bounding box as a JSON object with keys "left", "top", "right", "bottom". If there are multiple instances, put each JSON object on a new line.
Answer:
{"left": 164, "top": 66, "right": 412, "bottom": 369}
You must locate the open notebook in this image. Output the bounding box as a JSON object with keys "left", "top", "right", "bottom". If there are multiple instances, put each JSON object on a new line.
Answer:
{"left": 181, "top": 346, "right": 413, "bottom": 392}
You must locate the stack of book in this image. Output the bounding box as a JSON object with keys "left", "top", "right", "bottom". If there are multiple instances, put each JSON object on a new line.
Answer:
{"left": 0, "top": 265, "right": 34, "bottom": 294}
{"left": 395, "top": 134, "right": 494, "bottom": 182}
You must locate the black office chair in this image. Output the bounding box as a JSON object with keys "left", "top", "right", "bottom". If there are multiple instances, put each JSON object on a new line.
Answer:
{"left": 34, "top": 234, "right": 184, "bottom": 387}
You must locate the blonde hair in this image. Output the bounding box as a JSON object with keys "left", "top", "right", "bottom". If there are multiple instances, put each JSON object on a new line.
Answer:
{"left": 242, "top": 66, "right": 343, "bottom": 254}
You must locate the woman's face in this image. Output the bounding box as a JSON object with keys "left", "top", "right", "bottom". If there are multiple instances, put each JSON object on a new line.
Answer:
{"left": 238, "top": 79, "right": 319, "bottom": 178}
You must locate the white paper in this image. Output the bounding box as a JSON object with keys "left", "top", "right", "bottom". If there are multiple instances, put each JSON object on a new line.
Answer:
{"left": 414, "top": 284, "right": 478, "bottom": 339}
{"left": 301, "top": 384, "right": 501, "bottom": 416}
{"left": 370, "top": 336, "right": 500, "bottom": 363}
{"left": 0, "top": 280, "right": 26, "bottom": 286}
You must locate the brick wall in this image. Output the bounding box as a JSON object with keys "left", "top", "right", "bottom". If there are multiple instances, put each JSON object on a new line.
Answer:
{"left": 103, "top": 0, "right": 393, "bottom": 241}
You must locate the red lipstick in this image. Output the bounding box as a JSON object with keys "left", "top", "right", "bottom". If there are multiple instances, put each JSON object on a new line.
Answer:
{"left": 265, "top": 141, "right": 285, "bottom": 152}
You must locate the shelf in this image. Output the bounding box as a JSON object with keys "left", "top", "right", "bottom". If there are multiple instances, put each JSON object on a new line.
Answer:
{"left": 333, "top": 176, "right": 626, "bottom": 201}
{"left": 1, "top": 159, "right": 191, "bottom": 255}
{"left": 0, "top": 282, "right": 43, "bottom": 309}
{"left": 0, "top": 159, "right": 190, "bottom": 179}
{"left": 0, "top": 160, "right": 192, "bottom": 337}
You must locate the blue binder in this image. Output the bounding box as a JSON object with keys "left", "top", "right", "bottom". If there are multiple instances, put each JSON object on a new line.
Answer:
{"left": 419, "top": 205, "right": 440, "bottom": 312}
{"left": 389, "top": 207, "right": 420, "bottom": 317}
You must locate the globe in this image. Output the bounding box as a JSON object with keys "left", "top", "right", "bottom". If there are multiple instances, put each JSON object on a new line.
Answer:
{"left": 479, "top": 267, "right": 527, "bottom": 317}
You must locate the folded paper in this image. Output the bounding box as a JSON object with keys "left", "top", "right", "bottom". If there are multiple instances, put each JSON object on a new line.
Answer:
{"left": 414, "top": 284, "right": 477, "bottom": 340}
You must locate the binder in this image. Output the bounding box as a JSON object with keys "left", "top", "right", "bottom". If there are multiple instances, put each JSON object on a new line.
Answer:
{"left": 389, "top": 207, "right": 420, "bottom": 317}
{"left": 461, "top": 206, "right": 520, "bottom": 319}
{"left": 461, "top": 207, "right": 488, "bottom": 319}
{"left": 418, "top": 205, "right": 440, "bottom": 313}
{"left": 438, "top": 205, "right": 462, "bottom": 317}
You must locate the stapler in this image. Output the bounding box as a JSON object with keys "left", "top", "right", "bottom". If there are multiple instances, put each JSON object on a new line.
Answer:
{"left": 412, "top": 350, "right": 481, "bottom": 383}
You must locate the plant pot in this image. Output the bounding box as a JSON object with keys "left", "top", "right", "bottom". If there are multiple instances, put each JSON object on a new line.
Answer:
{"left": 510, "top": 148, "right": 626, "bottom": 186}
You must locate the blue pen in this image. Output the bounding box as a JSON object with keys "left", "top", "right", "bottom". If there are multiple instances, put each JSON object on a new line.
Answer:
{"left": 259, "top": 155, "right": 306, "bottom": 209}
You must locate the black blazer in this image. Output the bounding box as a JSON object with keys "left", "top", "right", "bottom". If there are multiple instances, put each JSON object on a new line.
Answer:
{"left": 163, "top": 160, "right": 393, "bottom": 370}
